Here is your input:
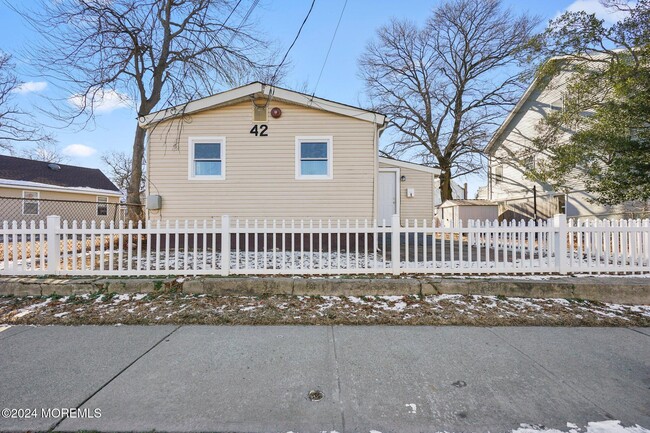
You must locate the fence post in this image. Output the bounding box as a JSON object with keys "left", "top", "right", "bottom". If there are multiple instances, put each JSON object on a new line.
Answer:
{"left": 46, "top": 215, "right": 61, "bottom": 275}
{"left": 553, "top": 213, "right": 567, "bottom": 275}
{"left": 221, "top": 215, "right": 230, "bottom": 276}
{"left": 391, "top": 214, "right": 401, "bottom": 275}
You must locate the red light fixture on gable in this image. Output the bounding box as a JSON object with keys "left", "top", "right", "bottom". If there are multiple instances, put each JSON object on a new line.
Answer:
{"left": 271, "top": 107, "right": 282, "bottom": 118}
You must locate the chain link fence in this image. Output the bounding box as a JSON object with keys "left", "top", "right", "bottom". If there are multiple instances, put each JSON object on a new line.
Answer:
{"left": 0, "top": 196, "right": 144, "bottom": 224}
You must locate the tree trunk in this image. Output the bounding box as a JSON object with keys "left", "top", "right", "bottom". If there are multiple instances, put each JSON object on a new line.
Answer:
{"left": 126, "top": 122, "right": 146, "bottom": 222}
{"left": 439, "top": 163, "right": 453, "bottom": 202}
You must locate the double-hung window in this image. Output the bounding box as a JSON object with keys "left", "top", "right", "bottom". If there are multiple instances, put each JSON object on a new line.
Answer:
{"left": 523, "top": 155, "right": 535, "bottom": 171}
{"left": 97, "top": 196, "right": 108, "bottom": 216}
{"left": 494, "top": 165, "right": 503, "bottom": 184}
{"left": 22, "top": 191, "right": 39, "bottom": 215}
{"left": 189, "top": 137, "right": 225, "bottom": 180}
{"left": 295, "top": 137, "right": 333, "bottom": 179}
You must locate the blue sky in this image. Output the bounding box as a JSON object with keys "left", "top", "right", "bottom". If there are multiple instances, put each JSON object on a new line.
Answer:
{"left": 0, "top": 0, "right": 624, "bottom": 195}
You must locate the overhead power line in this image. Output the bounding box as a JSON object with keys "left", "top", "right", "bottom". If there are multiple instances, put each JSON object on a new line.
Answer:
{"left": 312, "top": 0, "right": 348, "bottom": 97}
{"left": 216, "top": 0, "right": 244, "bottom": 40}
{"left": 267, "top": 0, "right": 316, "bottom": 100}
{"left": 227, "top": 0, "right": 260, "bottom": 45}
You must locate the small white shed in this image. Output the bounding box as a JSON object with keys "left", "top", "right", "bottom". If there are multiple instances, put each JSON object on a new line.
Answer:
{"left": 438, "top": 199, "right": 498, "bottom": 227}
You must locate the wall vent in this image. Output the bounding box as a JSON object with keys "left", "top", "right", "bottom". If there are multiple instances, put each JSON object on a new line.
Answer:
{"left": 252, "top": 100, "right": 268, "bottom": 122}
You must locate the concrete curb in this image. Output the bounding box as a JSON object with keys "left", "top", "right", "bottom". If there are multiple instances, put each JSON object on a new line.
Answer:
{"left": 0, "top": 276, "right": 648, "bottom": 305}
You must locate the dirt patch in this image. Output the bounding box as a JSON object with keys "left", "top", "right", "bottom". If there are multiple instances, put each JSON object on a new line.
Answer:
{"left": 1, "top": 292, "right": 649, "bottom": 326}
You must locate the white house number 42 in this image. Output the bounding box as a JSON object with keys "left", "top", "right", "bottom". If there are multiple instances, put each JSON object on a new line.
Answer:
{"left": 250, "top": 125, "right": 268, "bottom": 136}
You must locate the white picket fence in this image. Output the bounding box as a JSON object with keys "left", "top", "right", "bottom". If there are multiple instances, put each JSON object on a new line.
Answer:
{"left": 0, "top": 214, "right": 649, "bottom": 277}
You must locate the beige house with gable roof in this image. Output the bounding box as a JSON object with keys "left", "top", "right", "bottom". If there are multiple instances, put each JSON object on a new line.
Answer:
{"left": 141, "top": 82, "right": 459, "bottom": 225}
{"left": 0, "top": 155, "right": 122, "bottom": 223}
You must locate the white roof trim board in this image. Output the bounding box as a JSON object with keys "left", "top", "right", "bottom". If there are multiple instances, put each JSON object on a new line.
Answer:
{"left": 0, "top": 179, "right": 122, "bottom": 197}
{"left": 140, "top": 82, "right": 386, "bottom": 127}
{"left": 379, "top": 157, "right": 441, "bottom": 175}
{"left": 484, "top": 76, "right": 540, "bottom": 154}
{"left": 485, "top": 50, "right": 624, "bottom": 154}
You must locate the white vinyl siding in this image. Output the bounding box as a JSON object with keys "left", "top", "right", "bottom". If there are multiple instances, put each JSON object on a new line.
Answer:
{"left": 379, "top": 161, "right": 435, "bottom": 225}
{"left": 488, "top": 65, "right": 650, "bottom": 218}
{"left": 147, "top": 100, "right": 376, "bottom": 220}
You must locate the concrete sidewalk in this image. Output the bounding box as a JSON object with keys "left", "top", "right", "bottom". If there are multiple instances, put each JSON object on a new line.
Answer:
{"left": 0, "top": 326, "right": 649, "bottom": 433}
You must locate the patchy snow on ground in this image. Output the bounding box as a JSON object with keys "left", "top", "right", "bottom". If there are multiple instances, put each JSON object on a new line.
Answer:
{"left": 1, "top": 292, "right": 649, "bottom": 326}
{"left": 11, "top": 298, "right": 51, "bottom": 319}
{"left": 2, "top": 246, "right": 649, "bottom": 277}
{"left": 513, "top": 420, "right": 650, "bottom": 433}
{"left": 365, "top": 421, "right": 650, "bottom": 433}
{"left": 131, "top": 249, "right": 646, "bottom": 273}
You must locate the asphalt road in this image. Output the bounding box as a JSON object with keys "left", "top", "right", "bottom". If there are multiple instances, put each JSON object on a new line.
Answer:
{"left": 0, "top": 325, "right": 649, "bottom": 433}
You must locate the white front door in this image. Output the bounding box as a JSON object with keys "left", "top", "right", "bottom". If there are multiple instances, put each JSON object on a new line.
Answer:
{"left": 378, "top": 170, "right": 398, "bottom": 225}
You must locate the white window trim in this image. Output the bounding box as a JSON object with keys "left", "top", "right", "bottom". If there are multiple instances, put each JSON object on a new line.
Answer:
{"left": 295, "top": 136, "right": 333, "bottom": 180}
{"left": 97, "top": 196, "right": 108, "bottom": 216}
{"left": 188, "top": 136, "right": 226, "bottom": 180}
{"left": 22, "top": 190, "right": 40, "bottom": 215}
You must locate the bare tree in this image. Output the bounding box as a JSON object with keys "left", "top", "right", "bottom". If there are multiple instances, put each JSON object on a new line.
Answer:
{"left": 14, "top": 0, "right": 277, "bottom": 219}
{"left": 101, "top": 150, "right": 144, "bottom": 194}
{"left": 0, "top": 51, "right": 53, "bottom": 152}
{"left": 360, "top": 0, "right": 539, "bottom": 200}
{"left": 19, "top": 142, "right": 68, "bottom": 164}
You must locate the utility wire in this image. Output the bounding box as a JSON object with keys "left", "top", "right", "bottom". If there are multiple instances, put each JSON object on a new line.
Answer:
{"left": 266, "top": 0, "right": 316, "bottom": 103}
{"left": 227, "top": 0, "right": 260, "bottom": 45}
{"left": 216, "top": 0, "right": 244, "bottom": 40}
{"left": 312, "top": 0, "right": 347, "bottom": 97}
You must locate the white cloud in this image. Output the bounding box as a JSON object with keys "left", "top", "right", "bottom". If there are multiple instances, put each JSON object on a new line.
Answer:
{"left": 62, "top": 144, "right": 97, "bottom": 158}
{"left": 12, "top": 81, "right": 48, "bottom": 94}
{"left": 68, "top": 89, "right": 132, "bottom": 114}
{"left": 557, "top": 0, "right": 633, "bottom": 25}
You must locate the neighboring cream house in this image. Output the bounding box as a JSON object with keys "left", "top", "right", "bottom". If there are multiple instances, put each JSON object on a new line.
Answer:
{"left": 141, "top": 82, "right": 458, "bottom": 225}
{"left": 485, "top": 58, "right": 649, "bottom": 220}
{"left": 0, "top": 155, "right": 122, "bottom": 222}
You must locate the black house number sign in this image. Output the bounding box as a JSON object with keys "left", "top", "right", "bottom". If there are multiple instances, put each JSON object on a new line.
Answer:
{"left": 249, "top": 124, "right": 268, "bottom": 136}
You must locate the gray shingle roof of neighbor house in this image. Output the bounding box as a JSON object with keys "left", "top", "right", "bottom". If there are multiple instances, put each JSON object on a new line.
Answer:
{"left": 0, "top": 154, "right": 121, "bottom": 194}
{"left": 139, "top": 81, "right": 387, "bottom": 127}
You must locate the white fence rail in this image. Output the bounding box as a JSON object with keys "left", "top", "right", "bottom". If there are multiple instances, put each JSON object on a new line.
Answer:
{"left": 1, "top": 214, "right": 649, "bottom": 277}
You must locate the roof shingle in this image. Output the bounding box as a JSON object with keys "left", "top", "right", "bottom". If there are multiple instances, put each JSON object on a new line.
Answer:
{"left": 0, "top": 155, "right": 120, "bottom": 192}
